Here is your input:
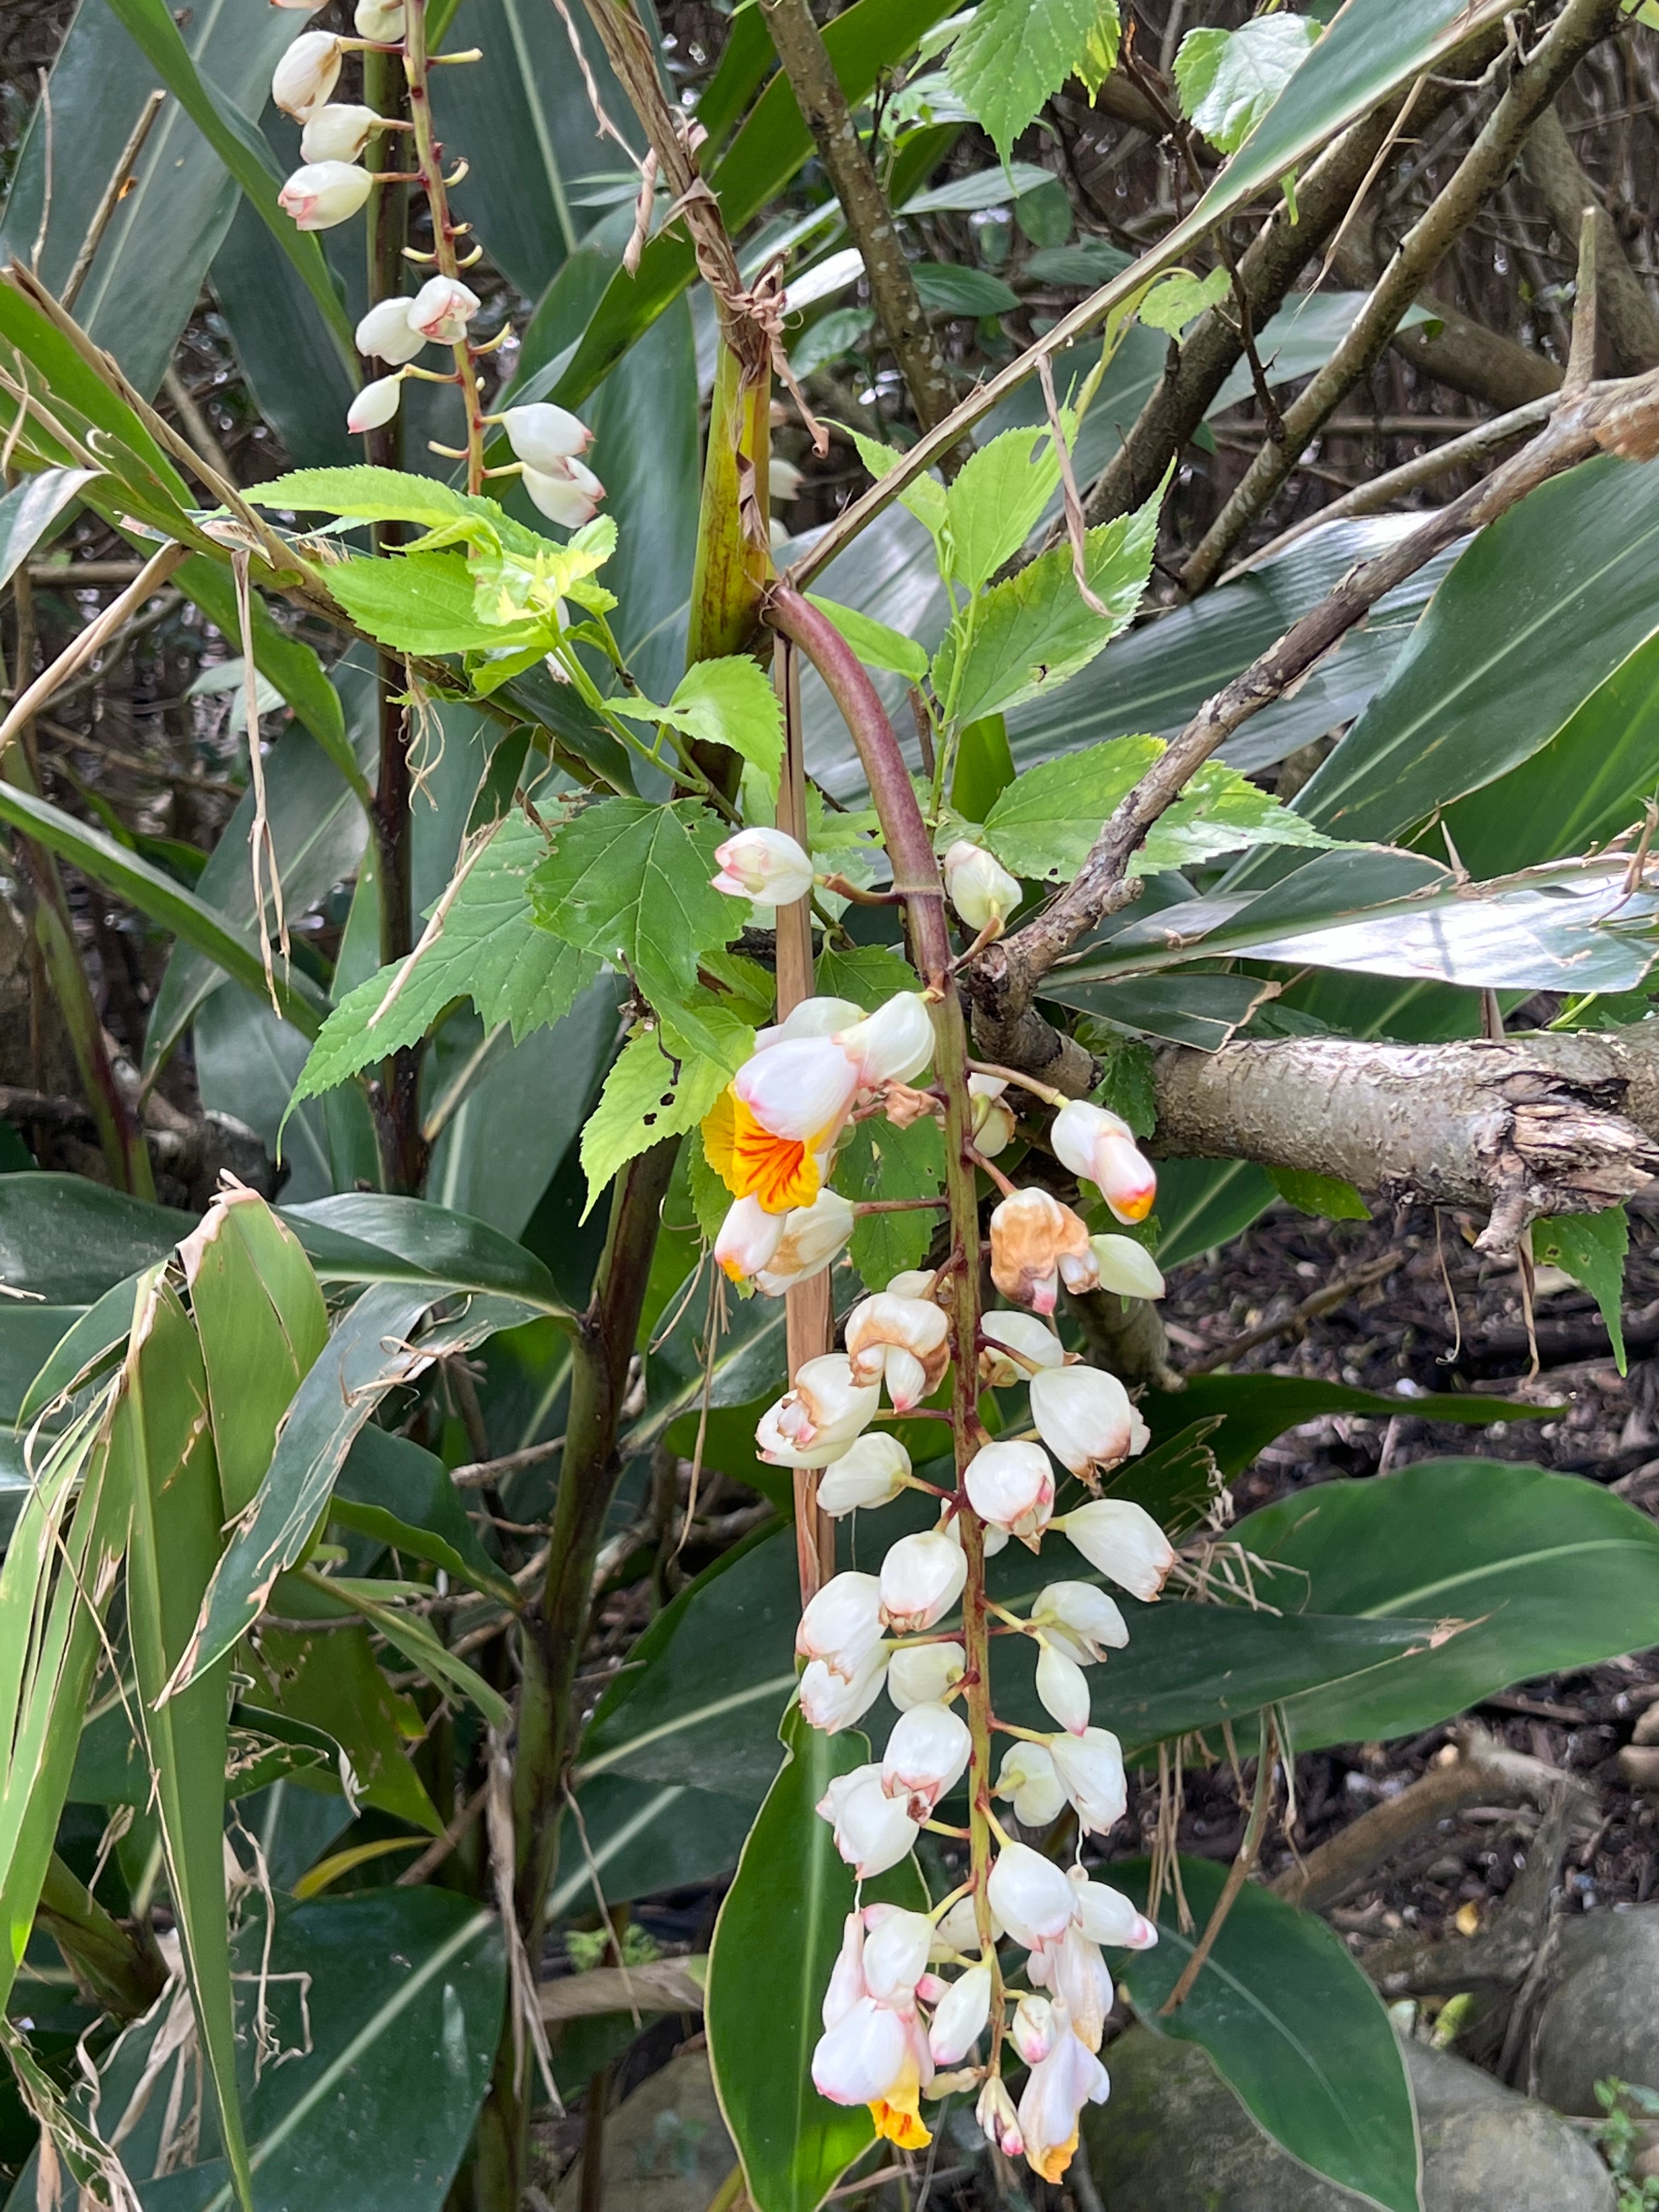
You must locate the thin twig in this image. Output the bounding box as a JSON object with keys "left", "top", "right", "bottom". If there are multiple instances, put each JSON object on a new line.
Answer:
{"left": 449, "top": 1435, "right": 565, "bottom": 1489}
{"left": 1183, "top": 1253, "right": 1399, "bottom": 1375}
{"left": 61, "top": 92, "right": 166, "bottom": 313}
{"left": 0, "top": 542, "right": 186, "bottom": 763}
{"left": 29, "top": 70, "right": 53, "bottom": 281}
{"left": 1037, "top": 354, "right": 1109, "bottom": 617}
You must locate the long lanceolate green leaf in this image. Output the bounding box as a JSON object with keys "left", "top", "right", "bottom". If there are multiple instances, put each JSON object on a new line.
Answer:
{"left": 120, "top": 1271, "right": 255, "bottom": 2212}
{"left": 0, "top": 1392, "right": 126, "bottom": 2018}
{"left": 96, "top": 0, "right": 355, "bottom": 362}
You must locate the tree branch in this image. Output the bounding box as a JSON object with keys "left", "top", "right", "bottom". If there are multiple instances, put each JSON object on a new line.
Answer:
{"left": 1182, "top": 0, "right": 1623, "bottom": 594}
{"left": 1522, "top": 104, "right": 1659, "bottom": 373}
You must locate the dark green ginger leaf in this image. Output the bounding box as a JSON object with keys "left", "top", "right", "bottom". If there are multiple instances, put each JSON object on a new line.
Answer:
{"left": 288, "top": 814, "right": 597, "bottom": 1111}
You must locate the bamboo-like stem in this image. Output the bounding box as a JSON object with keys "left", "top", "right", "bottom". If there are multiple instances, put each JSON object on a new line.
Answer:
{"left": 404, "top": 0, "right": 487, "bottom": 494}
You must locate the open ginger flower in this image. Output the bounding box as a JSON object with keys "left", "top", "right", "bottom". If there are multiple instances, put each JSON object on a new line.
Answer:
{"left": 989, "top": 1188, "right": 1098, "bottom": 1314}
{"left": 844, "top": 1292, "right": 950, "bottom": 1409}
{"left": 757, "top": 1355, "right": 879, "bottom": 1468}
{"left": 812, "top": 1911, "right": 935, "bottom": 2148}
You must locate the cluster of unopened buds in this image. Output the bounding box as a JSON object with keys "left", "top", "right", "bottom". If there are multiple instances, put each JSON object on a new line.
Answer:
{"left": 267, "top": 0, "right": 605, "bottom": 523}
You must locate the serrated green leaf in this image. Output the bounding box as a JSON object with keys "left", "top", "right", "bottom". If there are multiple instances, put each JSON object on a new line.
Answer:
{"left": 580, "top": 1029, "right": 732, "bottom": 1216}
{"left": 289, "top": 814, "right": 595, "bottom": 1109}
{"left": 1266, "top": 1166, "right": 1370, "bottom": 1222}
{"left": 250, "top": 466, "right": 481, "bottom": 535}
{"left": 946, "top": 0, "right": 1101, "bottom": 162}
{"left": 323, "top": 550, "right": 550, "bottom": 658}
{"left": 813, "top": 944, "right": 921, "bottom": 1009}
{"left": 849, "top": 428, "right": 950, "bottom": 543}
{"left": 1534, "top": 1209, "right": 1628, "bottom": 1373}
{"left": 933, "top": 479, "right": 1162, "bottom": 726}
{"left": 1074, "top": 0, "right": 1122, "bottom": 97}
{"left": 530, "top": 796, "right": 737, "bottom": 1012}
{"left": 618, "top": 657, "right": 786, "bottom": 798}
{"left": 944, "top": 426, "right": 1062, "bottom": 591}
{"left": 1138, "top": 264, "right": 1232, "bottom": 337}
{"left": 1137, "top": 760, "right": 1337, "bottom": 870}
{"left": 1174, "top": 16, "right": 1321, "bottom": 154}
{"left": 1091, "top": 1031, "right": 1156, "bottom": 1138}
{"left": 840, "top": 1115, "right": 946, "bottom": 1289}
{"left": 805, "top": 596, "right": 930, "bottom": 683}
{"left": 981, "top": 736, "right": 1163, "bottom": 879}
{"left": 687, "top": 1127, "right": 735, "bottom": 1248}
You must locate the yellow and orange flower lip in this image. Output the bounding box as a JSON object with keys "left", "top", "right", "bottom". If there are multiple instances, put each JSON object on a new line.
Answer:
{"left": 869, "top": 2096, "right": 931, "bottom": 2151}
{"left": 702, "top": 1085, "right": 822, "bottom": 1215}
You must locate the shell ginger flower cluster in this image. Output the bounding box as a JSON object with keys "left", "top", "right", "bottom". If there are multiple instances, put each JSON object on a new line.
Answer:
{"left": 771, "top": 1218, "right": 1174, "bottom": 2176}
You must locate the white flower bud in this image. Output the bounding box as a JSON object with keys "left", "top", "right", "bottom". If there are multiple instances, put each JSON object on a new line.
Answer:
{"left": 976, "top": 2075, "right": 1024, "bottom": 2158}
{"left": 964, "top": 1440, "right": 1054, "bottom": 1543}
{"left": 1012, "top": 1993, "right": 1058, "bottom": 2067}
{"left": 752, "top": 1189, "right": 855, "bottom": 1297}
{"left": 816, "top": 1764, "right": 919, "bottom": 1878}
{"left": 1048, "top": 1728, "right": 1126, "bottom": 1833}
{"left": 795, "top": 1571, "right": 884, "bottom": 1679}
{"left": 886, "top": 1639, "right": 964, "bottom": 1711}
{"left": 752, "top": 995, "right": 864, "bottom": 1053}
{"left": 990, "top": 1187, "right": 1095, "bottom": 1315}
{"left": 928, "top": 1963, "right": 992, "bottom": 2066}
{"left": 1051, "top": 1100, "right": 1157, "bottom": 1224}
{"left": 861, "top": 1904, "right": 934, "bottom": 2004}
{"left": 816, "top": 1431, "right": 911, "bottom": 1517}
{"left": 978, "top": 1308, "right": 1065, "bottom": 1389}
{"left": 408, "top": 273, "right": 480, "bottom": 343}
{"left": 522, "top": 464, "right": 601, "bottom": 529}
{"left": 943, "top": 1506, "right": 1008, "bottom": 1560}
{"left": 799, "top": 1648, "right": 888, "bottom": 1733}
{"left": 714, "top": 1193, "right": 785, "bottom": 1285}
{"left": 1029, "top": 1581, "right": 1128, "bottom": 1665}
{"left": 987, "top": 1839, "right": 1076, "bottom": 1950}
{"left": 272, "top": 30, "right": 342, "bottom": 119}
{"left": 354, "top": 294, "right": 428, "bottom": 365}
{"left": 345, "top": 374, "right": 403, "bottom": 433}
{"left": 881, "top": 1700, "right": 971, "bottom": 1818}
{"left": 735, "top": 1035, "right": 860, "bottom": 1144}
{"left": 1029, "top": 1364, "right": 1148, "bottom": 1483}
{"left": 812, "top": 1994, "right": 910, "bottom": 2108}
{"left": 1035, "top": 1641, "right": 1092, "bottom": 1735}
{"left": 969, "top": 1073, "right": 1015, "bottom": 1158}
{"left": 1053, "top": 1498, "right": 1175, "bottom": 1601}
{"left": 757, "top": 1354, "right": 879, "bottom": 1468}
{"left": 996, "top": 1740, "right": 1066, "bottom": 1828}
{"left": 835, "top": 992, "right": 935, "bottom": 1087}
{"left": 711, "top": 826, "right": 814, "bottom": 908}
{"left": 1090, "top": 1232, "right": 1165, "bottom": 1300}
{"left": 500, "top": 402, "right": 594, "bottom": 468}
{"left": 844, "top": 1293, "right": 950, "bottom": 1410}
{"left": 933, "top": 1893, "right": 999, "bottom": 1960}
{"left": 1069, "top": 1865, "right": 1158, "bottom": 1950}
{"left": 300, "top": 101, "right": 380, "bottom": 162}
{"left": 878, "top": 1527, "right": 967, "bottom": 1635}
{"left": 277, "top": 159, "right": 373, "bottom": 231}
{"left": 943, "top": 840, "right": 1021, "bottom": 933}
{"left": 353, "top": 0, "right": 405, "bottom": 36}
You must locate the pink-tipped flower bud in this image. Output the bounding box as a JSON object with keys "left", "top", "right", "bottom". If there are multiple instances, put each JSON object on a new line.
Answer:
{"left": 501, "top": 402, "right": 594, "bottom": 468}
{"left": 752, "top": 1189, "right": 855, "bottom": 1297}
{"left": 834, "top": 992, "right": 935, "bottom": 1087}
{"left": 272, "top": 30, "right": 342, "bottom": 118}
{"left": 816, "top": 1764, "right": 919, "bottom": 1878}
{"left": 881, "top": 1700, "right": 971, "bottom": 1819}
{"left": 978, "top": 1308, "right": 1065, "bottom": 1389}
{"left": 976, "top": 2076, "right": 1024, "bottom": 2158}
{"left": 278, "top": 159, "right": 372, "bottom": 230}
{"left": 711, "top": 826, "right": 814, "bottom": 909}
{"left": 878, "top": 1527, "right": 967, "bottom": 1635}
{"left": 885, "top": 1638, "right": 964, "bottom": 1712}
{"left": 1029, "top": 1581, "right": 1128, "bottom": 1664}
{"left": 1035, "top": 1640, "right": 1092, "bottom": 1735}
{"left": 753, "top": 996, "right": 863, "bottom": 1052}
{"left": 1049, "top": 1730, "right": 1128, "bottom": 1836}
{"left": 928, "top": 1962, "right": 992, "bottom": 2066}
{"left": 964, "top": 1440, "right": 1054, "bottom": 1544}
{"left": 795, "top": 1571, "right": 884, "bottom": 1679}
{"left": 816, "top": 1431, "right": 911, "bottom": 1518}
{"left": 408, "top": 273, "right": 480, "bottom": 343}
{"left": 844, "top": 1293, "right": 950, "bottom": 1411}
{"left": 996, "top": 1739, "right": 1066, "bottom": 1827}
{"left": 1011, "top": 1993, "right": 1058, "bottom": 2068}
{"left": 714, "top": 1193, "right": 785, "bottom": 1285}
{"left": 1053, "top": 1498, "right": 1175, "bottom": 1601}
{"left": 758, "top": 1353, "right": 879, "bottom": 1468}
{"left": 1051, "top": 1101, "right": 1156, "bottom": 1224}
{"left": 523, "top": 465, "right": 601, "bottom": 529}
{"left": 300, "top": 101, "right": 380, "bottom": 162}
{"left": 1018, "top": 2004, "right": 1110, "bottom": 2178}
{"left": 1090, "top": 1232, "right": 1165, "bottom": 1299}
{"left": 861, "top": 1904, "right": 934, "bottom": 2004}
{"left": 345, "top": 374, "right": 403, "bottom": 434}
{"left": 354, "top": 294, "right": 428, "bottom": 365}
{"left": 987, "top": 1839, "right": 1076, "bottom": 1950}
{"left": 943, "top": 840, "right": 1021, "bottom": 934}
{"left": 969, "top": 1073, "right": 1016, "bottom": 1158}
{"left": 989, "top": 1187, "right": 1095, "bottom": 1314}
{"left": 1069, "top": 1865, "right": 1158, "bottom": 1950}
{"left": 799, "top": 1648, "right": 888, "bottom": 1733}
{"left": 1029, "top": 1364, "right": 1148, "bottom": 1484}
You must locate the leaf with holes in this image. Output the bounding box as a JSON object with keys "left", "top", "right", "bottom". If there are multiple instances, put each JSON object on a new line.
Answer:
{"left": 580, "top": 1030, "right": 733, "bottom": 1218}
{"left": 1533, "top": 1209, "right": 1629, "bottom": 1373}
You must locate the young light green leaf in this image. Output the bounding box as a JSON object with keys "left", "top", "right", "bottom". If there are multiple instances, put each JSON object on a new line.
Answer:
{"left": 617, "top": 657, "right": 786, "bottom": 798}
{"left": 1534, "top": 1209, "right": 1629, "bottom": 1373}
{"left": 805, "top": 596, "right": 929, "bottom": 683}
{"left": 944, "top": 426, "right": 1063, "bottom": 591}
{"left": 1174, "top": 16, "right": 1322, "bottom": 155}
{"left": 580, "top": 1029, "right": 733, "bottom": 1216}
{"left": 1138, "top": 264, "right": 1232, "bottom": 337}
{"left": 946, "top": 0, "right": 1102, "bottom": 164}
{"left": 529, "top": 795, "right": 736, "bottom": 1011}
{"left": 323, "top": 551, "right": 549, "bottom": 658}
{"left": 289, "top": 814, "right": 597, "bottom": 1108}
{"left": 932, "top": 478, "right": 1162, "bottom": 726}
{"left": 981, "top": 736, "right": 1163, "bottom": 879}
{"left": 250, "top": 466, "right": 482, "bottom": 536}
{"left": 1267, "top": 1167, "right": 1370, "bottom": 1223}
{"left": 849, "top": 427, "right": 951, "bottom": 543}
{"left": 1137, "top": 760, "right": 1337, "bottom": 871}
{"left": 1074, "top": 0, "right": 1122, "bottom": 97}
